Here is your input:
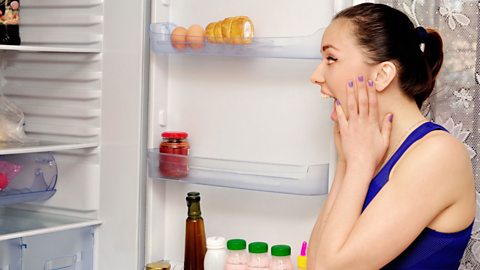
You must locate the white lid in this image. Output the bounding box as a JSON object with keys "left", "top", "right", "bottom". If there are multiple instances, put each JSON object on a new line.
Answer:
{"left": 207, "top": 236, "right": 226, "bottom": 249}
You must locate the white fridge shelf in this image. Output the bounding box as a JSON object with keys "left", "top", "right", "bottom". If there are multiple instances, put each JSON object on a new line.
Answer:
{"left": 0, "top": 141, "right": 98, "bottom": 155}
{"left": 0, "top": 207, "right": 101, "bottom": 241}
{"left": 147, "top": 149, "right": 329, "bottom": 195}
{"left": 150, "top": 23, "right": 323, "bottom": 59}
{"left": 0, "top": 45, "right": 100, "bottom": 53}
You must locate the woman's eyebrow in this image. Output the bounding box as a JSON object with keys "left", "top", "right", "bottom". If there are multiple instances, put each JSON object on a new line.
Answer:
{"left": 322, "top": 44, "right": 338, "bottom": 52}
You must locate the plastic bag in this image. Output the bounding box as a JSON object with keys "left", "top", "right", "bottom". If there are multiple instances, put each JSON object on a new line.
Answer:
{"left": 0, "top": 94, "right": 28, "bottom": 143}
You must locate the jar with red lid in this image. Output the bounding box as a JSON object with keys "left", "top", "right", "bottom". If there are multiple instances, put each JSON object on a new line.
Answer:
{"left": 159, "top": 131, "right": 190, "bottom": 178}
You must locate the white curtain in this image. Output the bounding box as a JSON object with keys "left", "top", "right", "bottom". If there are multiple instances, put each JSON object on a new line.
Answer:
{"left": 380, "top": 0, "right": 479, "bottom": 268}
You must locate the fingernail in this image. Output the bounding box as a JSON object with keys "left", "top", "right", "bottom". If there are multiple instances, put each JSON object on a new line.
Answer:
{"left": 368, "top": 80, "right": 374, "bottom": 87}
{"left": 389, "top": 114, "right": 394, "bottom": 122}
{"left": 336, "top": 99, "right": 341, "bottom": 106}
{"left": 358, "top": 75, "right": 364, "bottom": 82}
{"left": 348, "top": 80, "right": 353, "bottom": 88}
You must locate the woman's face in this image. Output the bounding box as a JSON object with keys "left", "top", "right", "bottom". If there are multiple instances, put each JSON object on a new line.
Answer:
{"left": 311, "top": 19, "right": 375, "bottom": 121}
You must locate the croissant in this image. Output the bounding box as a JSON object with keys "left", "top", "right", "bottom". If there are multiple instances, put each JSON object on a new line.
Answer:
{"left": 205, "top": 16, "right": 254, "bottom": 44}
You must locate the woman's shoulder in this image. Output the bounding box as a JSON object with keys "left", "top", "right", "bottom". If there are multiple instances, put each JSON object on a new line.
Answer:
{"left": 393, "top": 126, "right": 473, "bottom": 188}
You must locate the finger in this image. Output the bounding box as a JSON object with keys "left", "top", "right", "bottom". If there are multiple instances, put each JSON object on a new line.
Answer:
{"left": 346, "top": 80, "right": 357, "bottom": 119}
{"left": 381, "top": 113, "right": 394, "bottom": 144}
{"left": 368, "top": 80, "right": 379, "bottom": 123}
{"left": 335, "top": 99, "right": 348, "bottom": 130}
{"left": 357, "top": 75, "right": 368, "bottom": 117}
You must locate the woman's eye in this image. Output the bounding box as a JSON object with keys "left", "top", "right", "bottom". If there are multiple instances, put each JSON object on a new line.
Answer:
{"left": 327, "top": 56, "right": 337, "bottom": 64}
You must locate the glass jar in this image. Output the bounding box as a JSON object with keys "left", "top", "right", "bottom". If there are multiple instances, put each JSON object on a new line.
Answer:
{"left": 269, "top": 245, "right": 293, "bottom": 270}
{"left": 146, "top": 260, "right": 171, "bottom": 270}
{"left": 247, "top": 242, "right": 269, "bottom": 270}
{"left": 159, "top": 131, "right": 189, "bottom": 178}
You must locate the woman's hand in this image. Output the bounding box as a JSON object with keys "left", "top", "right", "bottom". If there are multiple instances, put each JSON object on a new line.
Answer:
{"left": 335, "top": 76, "right": 393, "bottom": 174}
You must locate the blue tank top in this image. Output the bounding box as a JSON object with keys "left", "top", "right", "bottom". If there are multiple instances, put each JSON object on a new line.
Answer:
{"left": 362, "top": 122, "right": 473, "bottom": 269}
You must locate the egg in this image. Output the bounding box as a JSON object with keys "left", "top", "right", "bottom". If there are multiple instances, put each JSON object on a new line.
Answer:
{"left": 171, "top": 26, "right": 188, "bottom": 51}
{"left": 186, "top": 24, "right": 205, "bottom": 50}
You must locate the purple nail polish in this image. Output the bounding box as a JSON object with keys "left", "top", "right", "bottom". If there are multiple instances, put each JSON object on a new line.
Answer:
{"left": 336, "top": 99, "right": 341, "bottom": 106}
{"left": 348, "top": 80, "right": 353, "bottom": 88}
{"left": 368, "top": 80, "right": 374, "bottom": 87}
{"left": 358, "top": 75, "right": 364, "bottom": 82}
{"left": 389, "top": 114, "right": 394, "bottom": 122}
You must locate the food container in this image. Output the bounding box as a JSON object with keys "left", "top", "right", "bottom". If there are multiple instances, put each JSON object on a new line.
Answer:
{"left": 159, "top": 131, "right": 190, "bottom": 178}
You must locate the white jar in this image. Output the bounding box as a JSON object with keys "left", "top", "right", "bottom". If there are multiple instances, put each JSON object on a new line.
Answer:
{"left": 204, "top": 236, "right": 227, "bottom": 270}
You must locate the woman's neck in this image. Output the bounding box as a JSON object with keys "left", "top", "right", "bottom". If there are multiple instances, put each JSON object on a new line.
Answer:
{"left": 377, "top": 90, "right": 427, "bottom": 169}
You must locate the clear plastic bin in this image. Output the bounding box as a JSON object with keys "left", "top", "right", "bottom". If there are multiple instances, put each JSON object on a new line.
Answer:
{"left": 150, "top": 22, "right": 324, "bottom": 59}
{"left": 0, "top": 226, "right": 94, "bottom": 270}
{"left": 0, "top": 152, "right": 57, "bottom": 205}
{"left": 147, "top": 149, "right": 329, "bottom": 196}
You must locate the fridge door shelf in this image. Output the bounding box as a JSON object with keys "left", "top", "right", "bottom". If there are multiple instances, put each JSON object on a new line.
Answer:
{"left": 150, "top": 23, "right": 324, "bottom": 59}
{"left": 0, "top": 152, "right": 58, "bottom": 205}
{"left": 148, "top": 149, "right": 329, "bottom": 195}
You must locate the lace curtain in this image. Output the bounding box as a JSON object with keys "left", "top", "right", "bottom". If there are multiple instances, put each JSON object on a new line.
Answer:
{"left": 379, "top": 0, "right": 479, "bottom": 268}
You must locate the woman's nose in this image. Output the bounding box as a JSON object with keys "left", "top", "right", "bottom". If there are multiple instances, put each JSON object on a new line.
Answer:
{"left": 310, "top": 64, "right": 325, "bottom": 85}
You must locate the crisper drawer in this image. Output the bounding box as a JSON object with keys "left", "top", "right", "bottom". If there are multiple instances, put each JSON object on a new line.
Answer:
{"left": 0, "top": 238, "right": 22, "bottom": 270}
{"left": 0, "top": 227, "right": 94, "bottom": 270}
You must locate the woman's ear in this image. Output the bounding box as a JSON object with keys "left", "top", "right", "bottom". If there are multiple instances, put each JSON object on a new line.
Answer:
{"left": 372, "top": 61, "right": 396, "bottom": 92}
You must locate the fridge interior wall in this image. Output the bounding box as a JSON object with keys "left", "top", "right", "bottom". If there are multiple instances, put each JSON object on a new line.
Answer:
{"left": 1, "top": 0, "right": 147, "bottom": 269}
{"left": 147, "top": 0, "right": 335, "bottom": 263}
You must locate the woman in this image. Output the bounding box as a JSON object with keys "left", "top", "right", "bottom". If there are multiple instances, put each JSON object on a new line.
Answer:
{"left": 308, "top": 3, "right": 475, "bottom": 270}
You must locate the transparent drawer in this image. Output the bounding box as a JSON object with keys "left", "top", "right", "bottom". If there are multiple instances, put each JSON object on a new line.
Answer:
{"left": 22, "top": 227, "right": 94, "bottom": 270}
{"left": 0, "top": 226, "right": 95, "bottom": 270}
{"left": 0, "top": 238, "right": 22, "bottom": 270}
{"left": 147, "top": 149, "right": 329, "bottom": 195}
{"left": 0, "top": 152, "right": 57, "bottom": 205}
{"left": 150, "top": 23, "right": 324, "bottom": 59}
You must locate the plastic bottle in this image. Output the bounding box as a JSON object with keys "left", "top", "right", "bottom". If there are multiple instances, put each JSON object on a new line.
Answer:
{"left": 224, "top": 239, "right": 248, "bottom": 270}
{"left": 247, "top": 242, "right": 269, "bottom": 270}
{"left": 184, "top": 191, "right": 207, "bottom": 270}
{"left": 297, "top": 241, "right": 307, "bottom": 270}
{"left": 204, "top": 236, "right": 227, "bottom": 270}
{"left": 269, "top": 245, "right": 293, "bottom": 270}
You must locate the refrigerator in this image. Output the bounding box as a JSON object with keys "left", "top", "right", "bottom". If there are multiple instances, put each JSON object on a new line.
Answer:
{"left": 0, "top": 0, "right": 361, "bottom": 269}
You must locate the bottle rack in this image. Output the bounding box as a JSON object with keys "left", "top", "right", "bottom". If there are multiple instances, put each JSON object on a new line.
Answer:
{"left": 0, "top": 152, "right": 58, "bottom": 205}
{"left": 150, "top": 23, "right": 324, "bottom": 59}
{"left": 147, "top": 149, "right": 329, "bottom": 195}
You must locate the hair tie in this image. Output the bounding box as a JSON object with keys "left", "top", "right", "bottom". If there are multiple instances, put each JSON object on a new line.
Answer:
{"left": 416, "top": 26, "right": 428, "bottom": 43}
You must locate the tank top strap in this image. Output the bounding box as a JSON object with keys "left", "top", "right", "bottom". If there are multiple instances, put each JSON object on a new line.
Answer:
{"left": 362, "top": 122, "right": 448, "bottom": 210}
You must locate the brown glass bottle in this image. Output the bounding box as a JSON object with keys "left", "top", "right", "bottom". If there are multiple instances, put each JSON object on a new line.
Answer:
{"left": 184, "top": 191, "right": 206, "bottom": 270}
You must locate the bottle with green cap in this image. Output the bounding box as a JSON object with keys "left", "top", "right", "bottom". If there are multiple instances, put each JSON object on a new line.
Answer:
{"left": 224, "top": 239, "right": 248, "bottom": 270}
{"left": 269, "top": 244, "right": 293, "bottom": 270}
{"left": 247, "top": 242, "right": 269, "bottom": 270}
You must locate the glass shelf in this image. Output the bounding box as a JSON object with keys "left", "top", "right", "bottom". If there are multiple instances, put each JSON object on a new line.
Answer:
{"left": 147, "top": 149, "right": 329, "bottom": 195}
{"left": 0, "top": 45, "right": 100, "bottom": 53}
{"left": 0, "top": 141, "right": 98, "bottom": 155}
{"left": 0, "top": 207, "right": 101, "bottom": 241}
{"left": 150, "top": 23, "right": 323, "bottom": 59}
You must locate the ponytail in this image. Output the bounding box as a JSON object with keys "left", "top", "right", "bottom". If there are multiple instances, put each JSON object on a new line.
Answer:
{"left": 413, "top": 28, "right": 444, "bottom": 108}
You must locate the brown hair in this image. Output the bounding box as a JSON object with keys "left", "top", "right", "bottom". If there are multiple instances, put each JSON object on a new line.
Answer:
{"left": 334, "top": 3, "right": 444, "bottom": 108}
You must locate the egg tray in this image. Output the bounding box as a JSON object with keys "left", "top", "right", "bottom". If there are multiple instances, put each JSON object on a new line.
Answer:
{"left": 150, "top": 23, "right": 324, "bottom": 59}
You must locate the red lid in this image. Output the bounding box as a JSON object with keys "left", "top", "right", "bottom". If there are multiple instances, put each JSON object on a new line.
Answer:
{"left": 161, "top": 131, "right": 188, "bottom": 139}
